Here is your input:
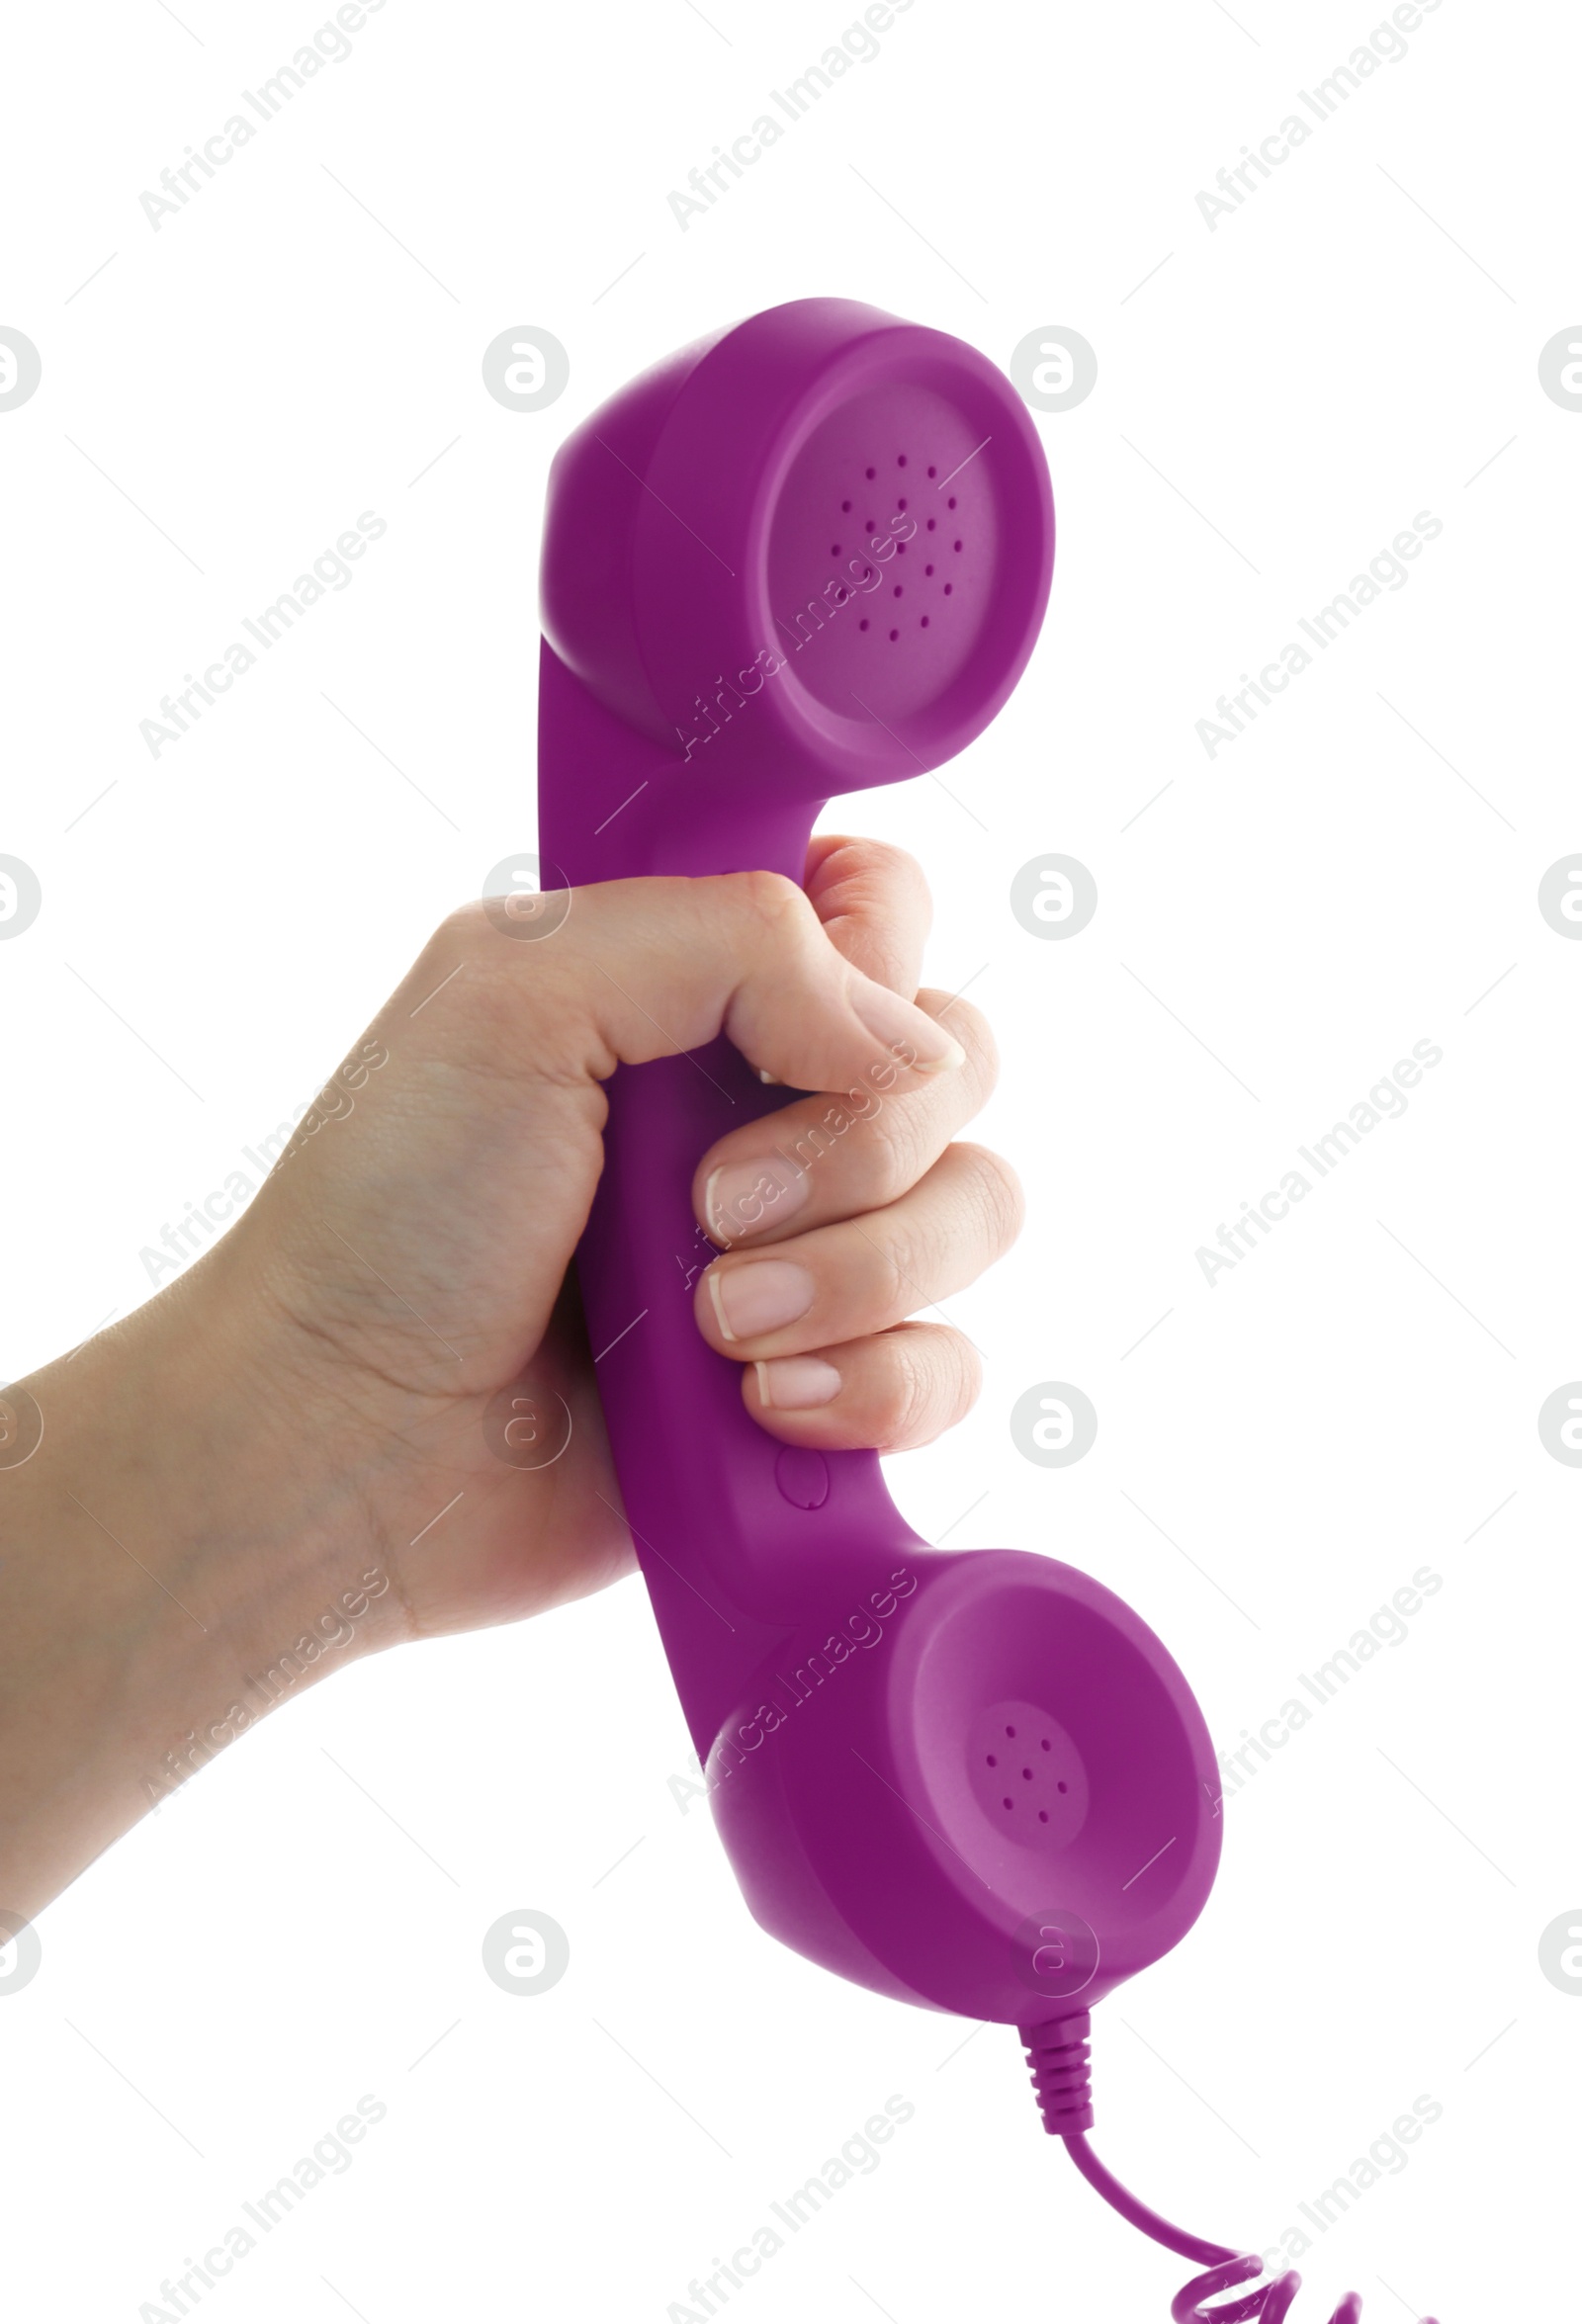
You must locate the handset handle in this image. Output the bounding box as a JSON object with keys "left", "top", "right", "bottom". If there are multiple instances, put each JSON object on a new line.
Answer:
{"left": 539, "top": 644, "right": 926, "bottom": 1756}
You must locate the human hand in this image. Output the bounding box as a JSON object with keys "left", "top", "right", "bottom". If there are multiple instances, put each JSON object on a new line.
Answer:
{"left": 222, "top": 831, "right": 1018, "bottom": 1629}
{"left": 0, "top": 837, "right": 1019, "bottom": 1913}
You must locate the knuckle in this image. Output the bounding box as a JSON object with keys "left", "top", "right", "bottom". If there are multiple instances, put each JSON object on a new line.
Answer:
{"left": 434, "top": 897, "right": 491, "bottom": 950}
{"left": 863, "top": 1104, "right": 932, "bottom": 1207}
{"left": 874, "top": 1219, "right": 923, "bottom": 1319}
{"left": 828, "top": 835, "right": 928, "bottom": 899}
{"left": 770, "top": 1103, "right": 844, "bottom": 1185}
{"left": 411, "top": 905, "right": 493, "bottom": 1016}
{"left": 734, "top": 867, "right": 809, "bottom": 935}
{"left": 417, "top": 901, "right": 586, "bottom": 1076}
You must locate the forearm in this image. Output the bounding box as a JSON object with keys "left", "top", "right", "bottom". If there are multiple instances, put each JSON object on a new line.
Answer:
{"left": 0, "top": 1247, "right": 408, "bottom": 1922}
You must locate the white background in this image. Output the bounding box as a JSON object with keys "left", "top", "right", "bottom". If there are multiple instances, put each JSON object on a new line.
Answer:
{"left": 2, "top": 1, "right": 1576, "bottom": 2317}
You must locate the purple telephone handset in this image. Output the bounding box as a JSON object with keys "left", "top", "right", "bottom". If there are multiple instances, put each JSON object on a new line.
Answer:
{"left": 537, "top": 302, "right": 1437, "bottom": 2324}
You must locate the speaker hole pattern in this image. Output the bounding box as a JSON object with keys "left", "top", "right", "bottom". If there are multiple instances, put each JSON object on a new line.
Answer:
{"left": 823, "top": 446, "right": 968, "bottom": 640}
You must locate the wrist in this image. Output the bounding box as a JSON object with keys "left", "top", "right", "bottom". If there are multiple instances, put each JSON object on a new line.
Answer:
{"left": 0, "top": 1241, "right": 408, "bottom": 1917}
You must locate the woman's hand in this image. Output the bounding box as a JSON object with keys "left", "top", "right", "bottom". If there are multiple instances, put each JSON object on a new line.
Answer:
{"left": 0, "top": 837, "right": 1019, "bottom": 1917}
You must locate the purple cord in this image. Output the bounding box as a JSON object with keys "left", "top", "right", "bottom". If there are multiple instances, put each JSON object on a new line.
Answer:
{"left": 1023, "top": 2017, "right": 1440, "bottom": 2324}
{"left": 1059, "top": 2136, "right": 1441, "bottom": 2324}
{"left": 1062, "top": 2132, "right": 1231, "bottom": 2271}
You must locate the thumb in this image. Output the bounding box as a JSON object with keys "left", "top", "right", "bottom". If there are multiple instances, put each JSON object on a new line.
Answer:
{"left": 463, "top": 870, "right": 963, "bottom": 1095}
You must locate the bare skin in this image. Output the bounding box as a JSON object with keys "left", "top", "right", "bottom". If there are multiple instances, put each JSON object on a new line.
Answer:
{"left": 0, "top": 838, "right": 1020, "bottom": 1923}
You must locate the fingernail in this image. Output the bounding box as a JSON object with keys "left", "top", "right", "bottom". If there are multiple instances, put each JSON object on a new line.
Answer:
{"left": 706, "top": 1258, "right": 815, "bottom": 1342}
{"left": 705, "top": 1160, "right": 809, "bottom": 1246}
{"left": 754, "top": 1356, "right": 841, "bottom": 1411}
{"left": 849, "top": 981, "right": 964, "bottom": 1076}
